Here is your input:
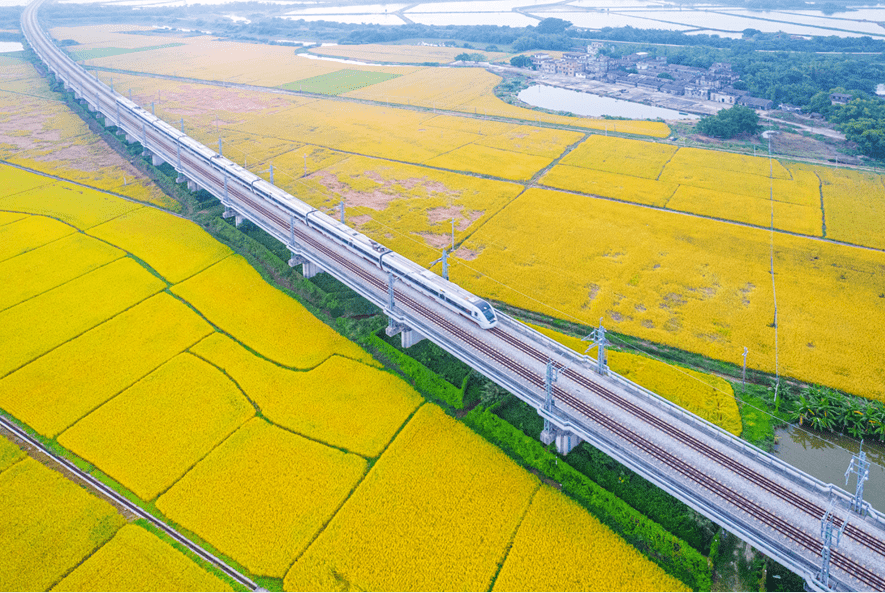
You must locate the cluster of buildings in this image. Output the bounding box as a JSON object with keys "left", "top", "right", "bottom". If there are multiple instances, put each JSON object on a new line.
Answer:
{"left": 528, "top": 46, "right": 774, "bottom": 110}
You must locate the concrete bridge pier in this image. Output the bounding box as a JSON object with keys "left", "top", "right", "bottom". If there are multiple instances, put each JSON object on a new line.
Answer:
{"left": 222, "top": 206, "right": 244, "bottom": 228}
{"left": 125, "top": 133, "right": 136, "bottom": 144}
{"left": 385, "top": 319, "right": 425, "bottom": 348}
{"left": 186, "top": 179, "right": 198, "bottom": 192}
{"left": 287, "top": 252, "right": 322, "bottom": 278}
{"left": 150, "top": 153, "right": 164, "bottom": 167}
{"left": 300, "top": 260, "right": 322, "bottom": 278}
{"left": 540, "top": 423, "right": 583, "bottom": 456}
{"left": 176, "top": 172, "right": 187, "bottom": 184}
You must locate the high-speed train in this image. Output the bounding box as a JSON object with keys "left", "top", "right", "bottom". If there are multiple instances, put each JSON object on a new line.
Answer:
{"left": 23, "top": 0, "right": 498, "bottom": 330}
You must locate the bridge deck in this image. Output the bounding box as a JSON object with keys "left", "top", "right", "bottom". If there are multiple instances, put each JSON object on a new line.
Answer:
{"left": 20, "top": 2, "right": 885, "bottom": 588}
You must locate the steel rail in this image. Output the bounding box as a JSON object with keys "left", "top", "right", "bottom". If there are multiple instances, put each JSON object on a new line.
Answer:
{"left": 0, "top": 415, "right": 259, "bottom": 591}
{"left": 20, "top": 1, "right": 885, "bottom": 590}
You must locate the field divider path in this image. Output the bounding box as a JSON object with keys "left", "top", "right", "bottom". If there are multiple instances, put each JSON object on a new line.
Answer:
{"left": 531, "top": 182, "right": 885, "bottom": 255}
{"left": 0, "top": 159, "right": 189, "bottom": 220}
{"left": 82, "top": 66, "right": 630, "bottom": 136}
{"left": 72, "top": 70, "right": 885, "bottom": 255}
{"left": 0, "top": 413, "right": 260, "bottom": 591}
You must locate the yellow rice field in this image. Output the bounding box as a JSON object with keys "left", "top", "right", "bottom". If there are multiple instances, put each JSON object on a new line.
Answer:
{"left": 0, "top": 56, "right": 175, "bottom": 210}
{"left": 666, "top": 185, "right": 821, "bottom": 236}
{"left": 493, "top": 485, "right": 689, "bottom": 592}
{"left": 284, "top": 404, "right": 539, "bottom": 592}
{"left": 451, "top": 187, "right": 885, "bottom": 400}
{"left": 0, "top": 164, "right": 55, "bottom": 196}
{"left": 423, "top": 143, "right": 552, "bottom": 181}
{"left": 0, "top": 215, "right": 76, "bottom": 263}
{"left": 53, "top": 524, "right": 234, "bottom": 592}
{"left": 50, "top": 25, "right": 177, "bottom": 50}
{"left": 342, "top": 67, "right": 670, "bottom": 136}
{"left": 528, "top": 323, "right": 742, "bottom": 435}
{"left": 0, "top": 177, "right": 144, "bottom": 230}
{"left": 310, "top": 43, "right": 509, "bottom": 64}
{"left": 64, "top": 28, "right": 419, "bottom": 88}
{"left": 0, "top": 212, "right": 26, "bottom": 226}
{"left": 672, "top": 146, "right": 792, "bottom": 180}
{"left": 157, "top": 418, "right": 367, "bottom": 577}
{"left": 192, "top": 333, "right": 422, "bottom": 457}
{"left": 79, "top": 35, "right": 668, "bottom": 137}
{"left": 87, "top": 207, "right": 233, "bottom": 283}
{"left": 0, "top": 233, "right": 123, "bottom": 312}
{"left": 298, "top": 154, "right": 523, "bottom": 263}
{"left": 59, "top": 353, "right": 254, "bottom": 501}
{"left": 0, "top": 457, "right": 126, "bottom": 591}
{"left": 0, "top": 293, "right": 213, "bottom": 438}
{"left": 171, "top": 255, "right": 374, "bottom": 369}
{"left": 0, "top": 435, "right": 24, "bottom": 473}
{"left": 812, "top": 164, "right": 885, "bottom": 249}
{"left": 559, "top": 135, "right": 677, "bottom": 180}
{"left": 540, "top": 164, "right": 677, "bottom": 207}
{"left": 543, "top": 139, "right": 825, "bottom": 235}
{"left": 0, "top": 256, "right": 165, "bottom": 378}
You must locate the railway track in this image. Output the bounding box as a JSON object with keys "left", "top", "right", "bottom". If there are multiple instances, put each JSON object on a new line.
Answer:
{"left": 21, "top": 0, "right": 885, "bottom": 588}
{"left": 231, "top": 186, "right": 885, "bottom": 590}
{"left": 0, "top": 415, "right": 258, "bottom": 591}
{"left": 491, "top": 324, "right": 885, "bottom": 562}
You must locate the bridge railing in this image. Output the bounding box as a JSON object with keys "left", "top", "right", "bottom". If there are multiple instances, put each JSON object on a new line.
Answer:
{"left": 605, "top": 369, "right": 885, "bottom": 525}
{"left": 26, "top": 0, "right": 884, "bottom": 546}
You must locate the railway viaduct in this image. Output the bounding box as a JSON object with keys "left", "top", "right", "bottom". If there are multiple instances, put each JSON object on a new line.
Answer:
{"left": 20, "top": 1, "right": 885, "bottom": 589}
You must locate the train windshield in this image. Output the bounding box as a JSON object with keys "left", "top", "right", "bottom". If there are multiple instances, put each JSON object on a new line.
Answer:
{"left": 478, "top": 302, "right": 496, "bottom": 322}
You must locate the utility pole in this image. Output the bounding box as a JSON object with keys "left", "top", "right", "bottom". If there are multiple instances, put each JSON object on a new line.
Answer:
{"left": 387, "top": 272, "right": 395, "bottom": 312}
{"left": 218, "top": 137, "right": 222, "bottom": 157}
{"left": 582, "top": 318, "right": 608, "bottom": 376}
{"left": 542, "top": 360, "right": 559, "bottom": 437}
{"left": 151, "top": 101, "right": 155, "bottom": 115}
{"left": 269, "top": 162, "right": 274, "bottom": 185}
{"left": 441, "top": 248, "right": 448, "bottom": 280}
{"left": 340, "top": 199, "right": 345, "bottom": 224}
{"left": 180, "top": 118, "right": 184, "bottom": 133}
{"left": 818, "top": 503, "right": 847, "bottom": 590}
{"left": 451, "top": 217, "right": 455, "bottom": 251}
{"left": 742, "top": 347, "right": 748, "bottom": 384}
{"left": 845, "top": 441, "right": 871, "bottom": 515}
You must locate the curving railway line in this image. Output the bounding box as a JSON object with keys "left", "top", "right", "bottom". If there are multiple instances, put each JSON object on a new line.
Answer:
{"left": 20, "top": 0, "right": 885, "bottom": 589}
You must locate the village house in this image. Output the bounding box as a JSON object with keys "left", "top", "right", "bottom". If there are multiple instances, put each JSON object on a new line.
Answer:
{"left": 738, "top": 96, "right": 774, "bottom": 110}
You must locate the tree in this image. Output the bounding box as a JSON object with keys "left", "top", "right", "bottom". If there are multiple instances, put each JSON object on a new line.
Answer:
{"left": 535, "top": 18, "right": 572, "bottom": 34}
{"left": 510, "top": 54, "right": 532, "bottom": 68}
{"left": 480, "top": 382, "right": 505, "bottom": 407}
{"left": 456, "top": 52, "right": 486, "bottom": 62}
{"left": 696, "top": 105, "right": 760, "bottom": 138}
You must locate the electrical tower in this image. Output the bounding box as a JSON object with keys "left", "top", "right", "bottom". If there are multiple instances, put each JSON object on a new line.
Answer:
{"left": 542, "top": 360, "right": 559, "bottom": 437}
{"left": 582, "top": 318, "right": 608, "bottom": 376}
{"left": 845, "top": 441, "right": 871, "bottom": 515}
{"left": 818, "top": 502, "right": 847, "bottom": 590}
{"left": 428, "top": 249, "right": 449, "bottom": 280}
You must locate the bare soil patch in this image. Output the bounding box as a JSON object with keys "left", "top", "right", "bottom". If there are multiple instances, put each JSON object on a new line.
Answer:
{"left": 309, "top": 171, "right": 397, "bottom": 210}
{"left": 418, "top": 232, "right": 452, "bottom": 249}
{"left": 454, "top": 246, "right": 482, "bottom": 260}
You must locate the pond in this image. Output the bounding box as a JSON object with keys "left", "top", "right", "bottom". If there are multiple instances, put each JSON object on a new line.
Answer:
{"left": 774, "top": 424, "right": 885, "bottom": 513}
{"left": 517, "top": 84, "right": 697, "bottom": 120}
{"left": 0, "top": 42, "right": 23, "bottom": 53}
